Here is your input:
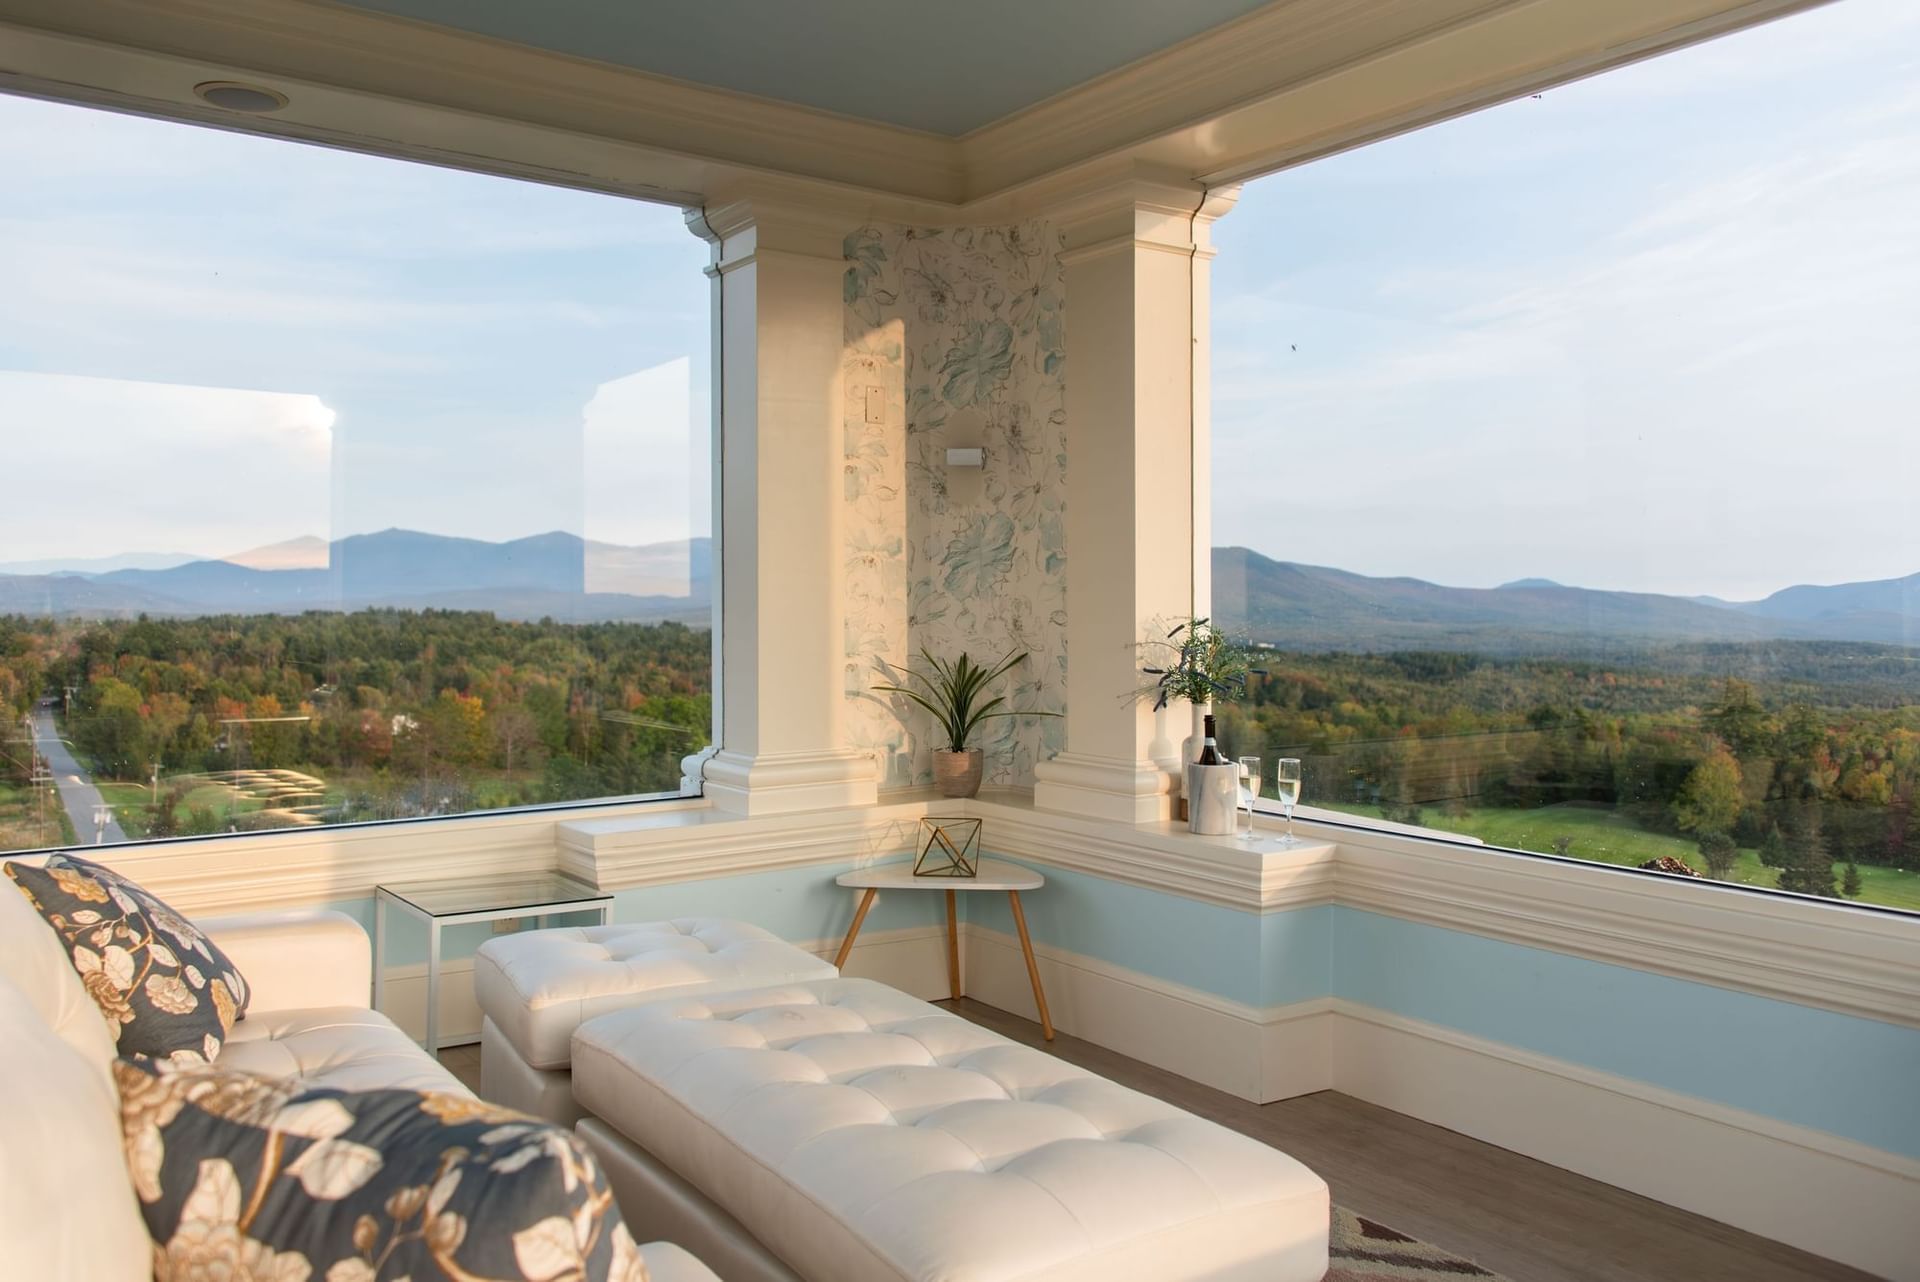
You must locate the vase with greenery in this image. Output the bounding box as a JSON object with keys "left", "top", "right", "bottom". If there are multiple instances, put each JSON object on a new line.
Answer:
{"left": 874, "top": 649, "right": 1058, "bottom": 798}
{"left": 1139, "top": 618, "right": 1263, "bottom": 827}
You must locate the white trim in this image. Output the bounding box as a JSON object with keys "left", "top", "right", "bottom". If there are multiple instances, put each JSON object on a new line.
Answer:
{"left": 94, "top": 787, "right": 1919, "bottom": 1032}
{"left": 1332, "top": 1001, "right": 1920, "bottom": 1282}
{"left": 1331, "top": 822, "right": 1920, "bottom": 1028}
{"left": 962, "top": 922, "right": 1335, "bottom": 1103}
{"left": 0, "top": 0, "right": 1827, "bottom": 216}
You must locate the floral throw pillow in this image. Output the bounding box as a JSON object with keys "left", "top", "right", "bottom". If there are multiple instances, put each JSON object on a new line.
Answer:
{"left": 115, "top": 1057, "right": 650, "bottom": 1282}
{"left": 6, "top": 853, "right": 250, "bottom": 1062}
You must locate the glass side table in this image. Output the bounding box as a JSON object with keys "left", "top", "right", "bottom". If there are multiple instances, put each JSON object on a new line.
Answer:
{"left": 374, "top": 871, "right": 612, "bottom": 1051}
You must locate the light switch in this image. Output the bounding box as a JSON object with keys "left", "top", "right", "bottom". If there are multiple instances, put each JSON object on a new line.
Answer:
{"left": 864, "top": 385, "right": 885, "bottom": 424}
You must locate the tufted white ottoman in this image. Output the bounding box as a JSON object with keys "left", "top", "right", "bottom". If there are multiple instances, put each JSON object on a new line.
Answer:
{"left": 475, "top": 917, "right": 837, "bottom": 1124}
{"left": 572, "top": 977, "right": 1329, "bottom": 1282}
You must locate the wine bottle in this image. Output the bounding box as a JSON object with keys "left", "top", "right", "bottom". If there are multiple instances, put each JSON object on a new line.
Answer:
{"left": 1197, "top": 714, "right": 1224, "bottom": 765}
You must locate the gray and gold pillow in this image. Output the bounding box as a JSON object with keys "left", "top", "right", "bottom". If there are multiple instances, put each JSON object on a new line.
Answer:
{"left": 6, "top": 853, "right": 249, "bottom": 1063}
{"left": 115, "top": 1057, "right": 650, "bottom": 1282}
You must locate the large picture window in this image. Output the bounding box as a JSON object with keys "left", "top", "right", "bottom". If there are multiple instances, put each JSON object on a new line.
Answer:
{"left": 0, "top": 95, "right": 712, "bottom": 854}
{"left": 1210, "top": 0, "right": 1917, "bottom": 911}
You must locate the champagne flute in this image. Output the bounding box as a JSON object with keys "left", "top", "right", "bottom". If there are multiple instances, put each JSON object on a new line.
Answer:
{"left": 1274, "top": 758, "right": 1303, "bottom": 845}
{"left": 1236, "top": 756, "right": 1262, "bottom": 844}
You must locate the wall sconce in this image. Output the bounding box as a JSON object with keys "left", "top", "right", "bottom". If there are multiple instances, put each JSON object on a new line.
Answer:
{"left": 945, "top": 408, "right": 985, "bottom": 505}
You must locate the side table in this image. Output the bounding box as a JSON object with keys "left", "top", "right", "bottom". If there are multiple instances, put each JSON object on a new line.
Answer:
{"left": 833, "top": 857, "right": 1052, "bottom": 1040}
{"left": 374, "top": 871, "right": 612, "bottom": 1051}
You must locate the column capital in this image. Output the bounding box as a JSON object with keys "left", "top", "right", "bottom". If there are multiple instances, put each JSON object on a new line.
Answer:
{"left": 684, "top": 191, "right": 860, "bottom": 267}
{"left": 1044, "top": 168, "right": 1241, "bottom": 262}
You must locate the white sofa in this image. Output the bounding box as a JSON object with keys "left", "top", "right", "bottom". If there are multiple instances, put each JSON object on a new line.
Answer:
{"left": 0, "top": 867, "right": 717, "bottom": 1282}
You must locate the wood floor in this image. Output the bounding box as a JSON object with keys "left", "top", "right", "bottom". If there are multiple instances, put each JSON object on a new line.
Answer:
{"left": 441, "top": 1000, "right": 1871, "bottom": 1282}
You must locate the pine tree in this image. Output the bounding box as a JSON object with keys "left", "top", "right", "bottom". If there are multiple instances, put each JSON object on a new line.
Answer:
{"left": 1842, "top": 861, "right": 1863, "bottom": 898}
{"left": 1756, "top": 822, "right": 1790, "bottom": 869}
{"left": 1696, "top": 830, "right": 1738, "bottom": 879}
{"left": 1777, "top": 810, "right": 1838, "bottom": 899}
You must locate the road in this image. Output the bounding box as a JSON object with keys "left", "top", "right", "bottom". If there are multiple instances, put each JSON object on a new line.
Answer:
{"left": 33, "top": 705, "right": 129, "bottom": 845}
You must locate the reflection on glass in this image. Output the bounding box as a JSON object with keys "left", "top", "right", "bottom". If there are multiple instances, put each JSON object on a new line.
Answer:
{"left": 1208, "top": 0, "right": 1918, "bottom": 910}
{"left": 0, "top": 92, "right": 711, "bottom": 857}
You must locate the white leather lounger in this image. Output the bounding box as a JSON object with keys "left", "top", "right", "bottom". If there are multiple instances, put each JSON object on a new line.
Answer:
{"left": 474, "top": 917, "right": 838, "bottom": 1124}
{"left": 572, "top": 977, "right": 1330, "bottom": 1282}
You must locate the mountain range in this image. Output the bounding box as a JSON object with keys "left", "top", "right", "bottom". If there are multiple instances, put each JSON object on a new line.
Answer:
{"left": 0, "top": 530, "right": 711, "bottom": 624}
{"left": 1211, "top": 547, "right": 1919, "bottom": 653}
{"left": 2, "top": 532, "right": 1913, "bottom": 651}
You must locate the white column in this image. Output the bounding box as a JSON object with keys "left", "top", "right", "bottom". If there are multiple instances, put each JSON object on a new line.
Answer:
{"left": 684, "top": 201, "right": 878, "bottom": 815}
{"left": 1033, "top": 180, "right": 1238, "bottom": 823}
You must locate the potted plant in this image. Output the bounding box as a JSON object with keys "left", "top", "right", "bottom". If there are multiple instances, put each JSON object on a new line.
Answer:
{"left": 1140, "top": 618, "right": 1263, "bottom": 832}
{"left": 874, "top": 649, "right": 1058, "bottom": 798}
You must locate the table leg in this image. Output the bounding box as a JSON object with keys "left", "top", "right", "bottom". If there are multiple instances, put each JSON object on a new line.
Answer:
{"left": 371, "top": 894, "right": 386, "bottom": 1013}
{"left": 1008, "top": 890, "right": 1053, "bottom": 1041}
{"left": 425, "top": 918, "right": 441, "bottom": 1054}
{"left": 945, "top": 889, "right": 961, "bottom": 1000}
{"left": 833, "top": 888, "right": 878, "bottom": 970}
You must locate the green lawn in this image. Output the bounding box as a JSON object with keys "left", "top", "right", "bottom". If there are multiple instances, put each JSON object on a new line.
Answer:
{"left": 1325, "top": 801, "right": 1920, "bottom": 913}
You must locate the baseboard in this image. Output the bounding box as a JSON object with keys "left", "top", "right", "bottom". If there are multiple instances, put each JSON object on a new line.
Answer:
{"left": 1332, "top": 1001, "right": 1920, "bottom": 1282}
{"left": 802, "top": 924, "right": 954, "bottom": 1005}
{"left": 962, "top": 922, "right": 1334, "bottom": 1101}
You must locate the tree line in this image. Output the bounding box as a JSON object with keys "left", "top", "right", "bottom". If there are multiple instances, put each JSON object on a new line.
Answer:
{"left": 1214, "top": 643, "right": 1920, "bottom": 898}
{"left": 0, "top": 611, "right": 711, "bottom": 832}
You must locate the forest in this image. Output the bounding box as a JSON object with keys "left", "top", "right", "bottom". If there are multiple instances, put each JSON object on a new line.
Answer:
{"left": 0, "top": 611, "right": 709, "bottom": 847}
{"left": 1211, "top": 641, "right": 1920, "bottom": 910}
{"left": 2, "top": 610, "right": 1915, "bottom": 913}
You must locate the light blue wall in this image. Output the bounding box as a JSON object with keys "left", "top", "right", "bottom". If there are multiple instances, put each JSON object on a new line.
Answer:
{"left": 964, "top": 862, "right": 1329, "bottom": 1008}
{"left": 1330, "top": 907, "right": 1920, "bottom": 1160}
{"left": 966, "top": 857, "right": 1918, "bottom": 1162}
{"left": 334, "top": 850, "right": 1917, "bottom": 1162}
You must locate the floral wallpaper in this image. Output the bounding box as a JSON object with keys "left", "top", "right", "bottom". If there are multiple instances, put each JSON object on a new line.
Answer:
{"left": 842, "top": 222, "right": 1068, "bottom": 789}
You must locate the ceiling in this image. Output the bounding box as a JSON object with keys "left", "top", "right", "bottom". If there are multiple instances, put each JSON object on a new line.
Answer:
{"left": 329, "top": 0, "right": 1274, "bottom": 136}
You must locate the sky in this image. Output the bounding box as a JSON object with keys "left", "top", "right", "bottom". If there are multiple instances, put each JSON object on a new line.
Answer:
{"left": 0, "top": 99, "right": 709, "bottom": 564}
{"left": 1212, "top": 0, "right": 1920, "bottom": 600}
{"left": 1, "top": 2, "right": 1913, "bottom": 600}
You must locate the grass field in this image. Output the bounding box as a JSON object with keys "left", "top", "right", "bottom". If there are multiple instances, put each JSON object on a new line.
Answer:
{"left": 1324, "top": 801, "right": 1920, "bottom": 913}
{"left": 0, "top": 779, "right": 71, "bottom": 851}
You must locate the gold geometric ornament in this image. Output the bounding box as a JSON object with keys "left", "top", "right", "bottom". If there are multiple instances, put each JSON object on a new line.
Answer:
{"left": 913, "top": 817, "right": 981, "bottom": 878}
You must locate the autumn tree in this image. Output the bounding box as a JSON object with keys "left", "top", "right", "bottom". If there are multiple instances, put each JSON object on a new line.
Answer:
{"left": 1673, "top": 748, "right": 1743, "bottom": 837}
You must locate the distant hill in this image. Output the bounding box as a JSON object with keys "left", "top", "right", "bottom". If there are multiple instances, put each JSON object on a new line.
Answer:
{"left": 0, "top": 530, "right": 711, "bottom": 624}
{"left": 0, "top": 550, "right": 202, "bottom": 576}
{"left": 1732, "top": 571, "right": 1920, "bottom": 624}
{"left": 1212, "top": 547, "right": 1918, "bottom": 653}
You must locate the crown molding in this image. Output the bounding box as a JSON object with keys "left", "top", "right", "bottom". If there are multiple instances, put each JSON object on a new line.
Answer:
{"left": 0, "top": 0, "right": 963, "bottom": 202}
{"left": 0, "top": 0, "right": 1827, "bottom": 221}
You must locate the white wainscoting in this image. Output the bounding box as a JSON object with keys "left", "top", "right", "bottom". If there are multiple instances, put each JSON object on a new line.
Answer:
{"left": 955, "top": 922, "right": 1919, "bottom": 1282}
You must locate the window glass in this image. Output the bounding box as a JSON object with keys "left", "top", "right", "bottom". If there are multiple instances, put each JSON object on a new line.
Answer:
{"left": 0, "top": 95, "right": 711, "bottom": 853}
{"left": 1211, "top": 0, "right": 1918, "bottom": 910}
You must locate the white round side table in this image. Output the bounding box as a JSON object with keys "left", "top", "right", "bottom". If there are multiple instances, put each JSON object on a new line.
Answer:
{"left": 833, "top": 857, "right": 1052, "bottom": 1040}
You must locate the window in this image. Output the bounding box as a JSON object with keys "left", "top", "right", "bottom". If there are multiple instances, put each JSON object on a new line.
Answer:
{"left": 1210, "top": 0, "right": 1918, "bottom": 911}
{"left": 0, "top": 95, "right": 712, "bottom": 854}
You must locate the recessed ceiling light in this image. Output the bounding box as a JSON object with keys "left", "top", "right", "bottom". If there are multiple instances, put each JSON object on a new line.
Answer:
{"left": 192, "top": 81, "right": 289, "bottom": 113}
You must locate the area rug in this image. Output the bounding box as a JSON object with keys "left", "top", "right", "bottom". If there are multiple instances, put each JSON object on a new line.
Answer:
{"left": 1328, "top": 1205, "right": 1509, "bottom": 1280}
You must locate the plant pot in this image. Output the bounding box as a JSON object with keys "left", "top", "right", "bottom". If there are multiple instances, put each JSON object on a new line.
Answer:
{"left": 1187, "top": 762, "right": 1240, "bottom": 835}
{"left": 933, "top": 748, "right": 984, "bottom": 799}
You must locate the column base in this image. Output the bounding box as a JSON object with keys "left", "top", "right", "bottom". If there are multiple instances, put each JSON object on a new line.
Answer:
{"left": 1032, "top": 752, "right": 1175, "bottom": 824}
{"left": 700, "top": 748, "right": 879, "bottom": 816}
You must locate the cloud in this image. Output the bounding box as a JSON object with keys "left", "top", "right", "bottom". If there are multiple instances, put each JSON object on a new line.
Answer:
{"left": 1212, "top": 6, "right": 1920, "bottom": 600}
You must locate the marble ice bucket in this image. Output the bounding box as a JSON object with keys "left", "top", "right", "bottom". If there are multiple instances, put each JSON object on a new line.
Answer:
{"left": 1187, "top": 762, "right": 1240, "bottom": 835}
